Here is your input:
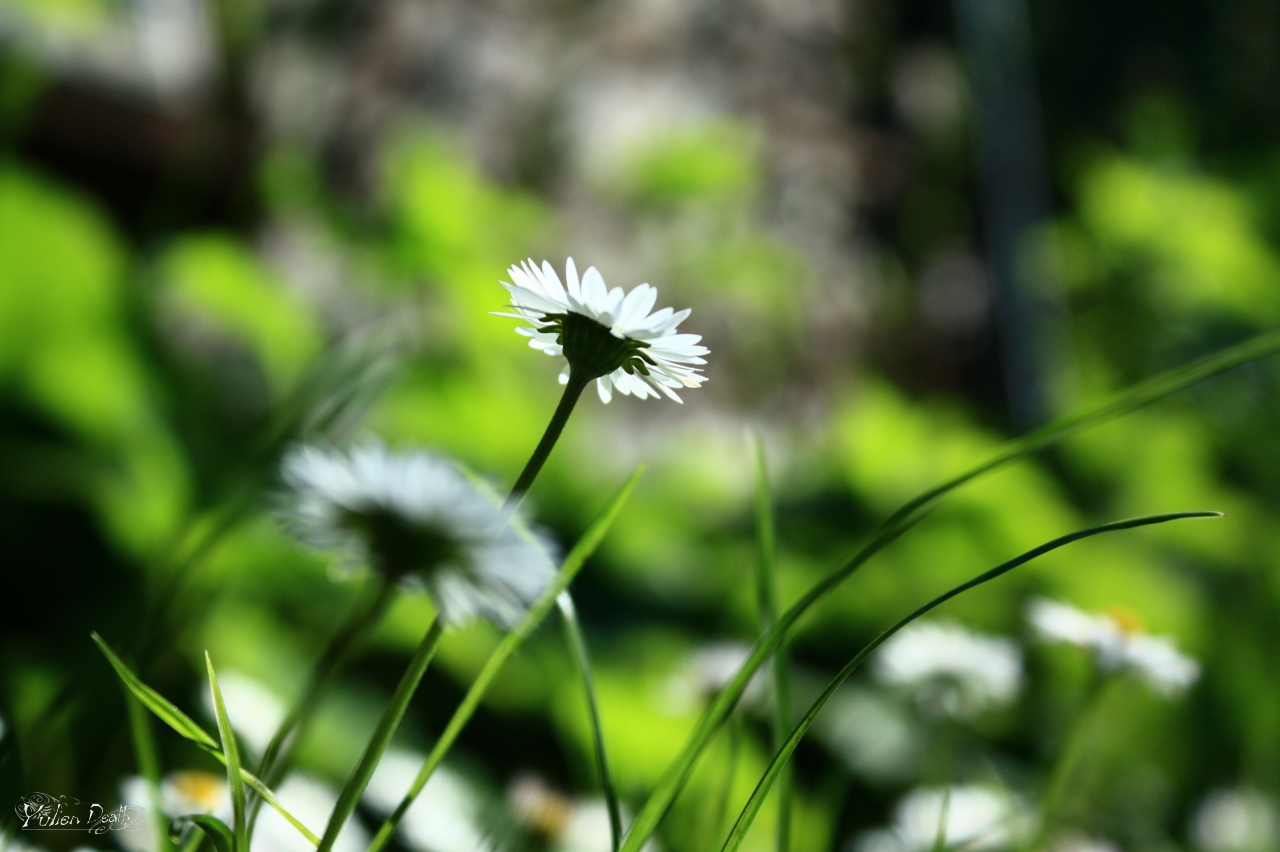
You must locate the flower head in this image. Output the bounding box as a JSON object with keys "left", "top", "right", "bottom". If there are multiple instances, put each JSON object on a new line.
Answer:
{"left": 495, "top": 258, "right": 708, "bottom": 403}
{"left": 873, "top": 621, "right": 1023, "bottom": 720}
{"left": 280, "top": 442, "right": 555, "bottom": 628}
{"left": 1027, "top": 598, "right": 1200, "bottom": 698}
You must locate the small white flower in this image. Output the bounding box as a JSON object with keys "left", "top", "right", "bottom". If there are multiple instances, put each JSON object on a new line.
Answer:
{"left": 852, "top": 786, "right": 1029, "bottom": 852}
{"left": 1027, "top": 598, "right": 1200, "bottom": 698}
{"left": 253, "top": 775, "right": 368, "bottom": 852}
{"left": 1190, "top": 788, "right": 1280, "bottom": 852}
{"left": 364, "top": 749, "right": 488, "bottom": 852}
{"left": 660, "top": 642, "right": 770, "bottom": 715}
{"left": 495, "top": 258, "right": 708, "bottom": 403}
{"left": 280, "top": 442, "right": 556, "bottom": 628}
{"left": 874, "top": 621, "right": 1023, "bottom": 720}
{"left": 201, "top": 672, "right": 286, "bottom": 760}
{"left": 816, "top": 686, "right": 922, "bottom": 783}
{"left": 119, "top": 773, "right": 230, "bottom": 852}
{"left": 508, "top": 775, "right": 658, "bottom": 852}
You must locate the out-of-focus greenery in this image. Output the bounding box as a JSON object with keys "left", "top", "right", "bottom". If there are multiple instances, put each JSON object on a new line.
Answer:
{"left": 2, "top": 4, "right": 1280, "bottom": 852}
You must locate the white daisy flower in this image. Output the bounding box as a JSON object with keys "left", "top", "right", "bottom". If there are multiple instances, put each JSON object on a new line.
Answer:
{"left": 1027, "top": 598, "right": 1200, "bottom": 698}
{"left": 119, "top": 772, "right": 230, "bottom": 852}
{"left": 280, "top": 442, "right": 556, "bottom": 629}
{"left": 852, "top": 785, "right": 1030, "bottom": 852}
{"left": 661, "top": 641, "right": 771, "bottom": 715}
{"left": 873, "top": 621, "right": 1023, "bottom": 720}
{"left": 495, "top": 258, "right": 708, "bottom": 403}
{"left": 363, "top": 749, "right": 488, "bottom": 852}
{"left": 509, "top": 775, "right": 658, "bottom": 852}
{"left": 1190, "top": 788, "right": 1280, "bottom": 852}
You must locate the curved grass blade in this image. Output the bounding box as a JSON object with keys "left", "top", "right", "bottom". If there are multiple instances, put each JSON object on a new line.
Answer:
{"left": 316, "top": 617, "right": 444, "bottom": 852}
{"left": 709, "top": 713, "right": 742, "bottom": 844}
{"left": 173, "top": 814, "right": 235, "bottom": 852}
{"left": 619, "top": 327, "right": 1280, "bottom": 852}
{"left": 558, "top": 591, "right": 623, "bottom": 852}
{"left": 207, "top": 653, "right": 248, "bottom": 852}
{"left": 91, "top": 633, "right": 320, "bottom": 847}
{"left": 364, "top": 464, "right": 646, "bottom": 852}
{"left": 750, "top": 432, "right": 790, "bottom": 852}
{"left": 717, "top": 511, "right": 1222, "bottom": 852}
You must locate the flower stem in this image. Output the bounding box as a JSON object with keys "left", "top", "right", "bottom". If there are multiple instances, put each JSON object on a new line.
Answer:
{"left": 505, "top": 372, "right": 590, "bottom": 510}
{"left": 317, "top": 616, "right": 444, "bottom": 852}
{"left": 248, "top": 577, "right": 396, "bottom": 829}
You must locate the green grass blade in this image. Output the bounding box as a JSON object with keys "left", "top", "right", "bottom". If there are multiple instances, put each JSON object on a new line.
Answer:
{"left": 558, "top": 591, "right": 623, "bottom": 852}
{"left": 365, "top": 463, "right": 646, "bottom": 852}
{"left": 172, "top": 815, "right": 235, "bottom": 852}
{"left": 207, "top": 653, "right": 248, "bottom": 852}
{"left": 126, "top": 690, "right": 173, "bottom": 852}
{"left": 717, "top": 511, "right": 1222, "bottom": 852}
{"left": 92, "top": 632, "right": 319, "bottom": 847}
{"left": 750, "top": 432, "right": 791, "bottom": 852}
{"left": 93, "top": 633, "right": 220, "bottom": 750}
{"left": 619, "top": 327, "right": 1280, "bottom": 852}
{"left": 709, "top": 713, "right": 742, "bottom": 845}
{"left": 316, "top": 617, "right": 444, "bottom": 852}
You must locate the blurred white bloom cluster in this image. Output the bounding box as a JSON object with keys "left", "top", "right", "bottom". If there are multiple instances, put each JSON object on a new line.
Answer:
{"left": 364, "top": 748, "right": 490, "bottom": 852}
{"left": 874, "top": 621, "right": 1023, "bottom": 720}
{"left": 853, "top": 785, "right": 1030, "bottom": 852}
{"left": 1190, "top": 788, "right": 1280, "bottom": 852}
{"left": 280, "top": 442, "right": 555, "bottom": 628}
{"left": 1027, "top": 598, "right": 1200, "bottom": 697}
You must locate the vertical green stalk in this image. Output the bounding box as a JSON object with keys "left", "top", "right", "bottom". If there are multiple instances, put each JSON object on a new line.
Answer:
{"left": 505, "top": 372, "right": 590, "bottom": 511}
{"left": 317, "top": 617, "right": 444, "bottom": 852}
{"left": 750, "top": 433, "right": 791, "bottom": 852}
{"left": 559, "top": 592, "right": 623, "bottom": 851}
{"left": 249, "top": 578, "right": 396, "bottom": 828}
{"left": 206, "top": 654, "right": 247, "bottom": 852}
{"left": 126, "top": 690, "right": 173, "bottom": 852}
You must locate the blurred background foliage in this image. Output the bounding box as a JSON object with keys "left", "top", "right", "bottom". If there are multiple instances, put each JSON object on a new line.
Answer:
{"left": 1, "top": 0, "right": 1280, "bottom": 851}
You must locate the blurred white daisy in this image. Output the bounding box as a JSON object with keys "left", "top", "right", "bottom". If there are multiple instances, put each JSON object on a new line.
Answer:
{"left": 816, "top": 686, "right": 922, "bottom": 783}
{"left": 1045, "top": 833, "right": 1121, "bottom": 852}
{"left": 1027, "top": 598, "right": 1200, "bottom": 698}
{"left": 852, "top": 785, "right": 1030, "bottom": 852}
{"left": 1190, "top": 788, "right": 1280, "bottom": 852}
{"left": 253, "top": 774, "right": 367, "bottom": 852}
{"left": 873, "top": 621, "right": 1023, "bottom": 720}
{"left": 495, "top": 258, "right": 708, "bottom": 403}
{"left": 280, "top": 442, "right": 556, "bottom": 628}
{"left": 201, "top": 671, "right": 287, "bottom": 761}
{"left": 509, "top": 775, "right": 658, "bottom": 852}
{"left": 119, "top": 772, "right": 230, "bottom": 852}
{"left": 363, "top": 748, "right": 489, "bottom": 852}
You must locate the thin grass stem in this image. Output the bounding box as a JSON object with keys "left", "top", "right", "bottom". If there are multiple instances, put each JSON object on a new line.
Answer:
{"left": 316, "top": 617, "right": 444, "bottom": 852}
{"left": 126, "top": 690, "right": 173, "bottom": 852}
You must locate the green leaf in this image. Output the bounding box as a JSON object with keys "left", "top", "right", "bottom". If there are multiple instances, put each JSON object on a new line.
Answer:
{"left": 92, "top": 632, "right": 219, "bottom": 750}
{"left": 207, "top": 652, "right": 248, "bottom": 852}
{"left": 558, "top": 591, "right": 622, "bottom": 852}
{"left": 365, "top": 463, "right": 646, "bottom": 852}
{"left": 125, "top": 691, "right": 172, "bottom": 852}
{"left": 620, "top": 326, "right": 1280, "bottom": 852}
{"left": 316, "top": 617, "right": 444, "bottom": 852}
{"left": 750, "top": 432, "right": 790, "bottom": 852}
{"left": 717, "top": 512, "right": 1222, "bottom": 852}
{"left": 172, "top": 815, "right": 236, "bottom": 852}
